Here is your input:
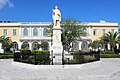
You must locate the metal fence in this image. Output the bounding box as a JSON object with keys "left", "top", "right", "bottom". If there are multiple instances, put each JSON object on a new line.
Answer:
{"left": 14, "top": 51, "right": 100, "bottom": 65}
{"left": 62, "top": 51, "right": 100, "bottom": 65}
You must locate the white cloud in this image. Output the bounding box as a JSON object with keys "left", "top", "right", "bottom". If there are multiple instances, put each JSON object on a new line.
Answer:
{"left": 0, "top": 0, "right": 14, "bottom": 10}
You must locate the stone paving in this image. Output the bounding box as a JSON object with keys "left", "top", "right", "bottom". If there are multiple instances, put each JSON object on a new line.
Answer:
{"left": 0, "top": 58, "right": 120, "bottom": 80}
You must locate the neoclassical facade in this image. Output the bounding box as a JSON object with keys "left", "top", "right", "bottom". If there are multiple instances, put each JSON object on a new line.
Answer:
{"left": 0, "top": 20, "right": 118, "bottom": 52}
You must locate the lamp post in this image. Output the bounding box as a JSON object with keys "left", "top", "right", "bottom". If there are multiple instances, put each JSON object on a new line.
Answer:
{"left": 34, "top": 43, "right": 37, "bottom": 65}
{"left": 13, "top": 48, "right": 15, "bottom": 61}
{"left": 51, "top": 33, "right": 53, "bottom": 65}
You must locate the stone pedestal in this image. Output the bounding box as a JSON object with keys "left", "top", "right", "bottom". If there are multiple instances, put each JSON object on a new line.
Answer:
{"left": 52, "top": 27, "right": 63, "bottom": 65}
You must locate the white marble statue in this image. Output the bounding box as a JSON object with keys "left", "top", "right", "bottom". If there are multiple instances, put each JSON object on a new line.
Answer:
{"left": 52, "top": 6, "right": 61, "bottom": 27}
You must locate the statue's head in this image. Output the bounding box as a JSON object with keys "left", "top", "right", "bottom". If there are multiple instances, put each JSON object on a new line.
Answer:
{"left": 55, "top": 6, "right": 58, "bottom": 9}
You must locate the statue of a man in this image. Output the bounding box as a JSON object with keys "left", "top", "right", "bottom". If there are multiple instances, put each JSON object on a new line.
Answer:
{"left": 52, "top": 6, "right": 61, "bottom": 26}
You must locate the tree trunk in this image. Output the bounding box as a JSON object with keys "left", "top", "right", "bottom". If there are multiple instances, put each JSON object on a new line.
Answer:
{"left": 111, "top": 45, "right": 115, "bottom": 53}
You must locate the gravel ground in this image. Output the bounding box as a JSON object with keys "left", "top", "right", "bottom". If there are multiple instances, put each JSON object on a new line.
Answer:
{"left": 0, "top": 58, "right": 120, "bottom": 80}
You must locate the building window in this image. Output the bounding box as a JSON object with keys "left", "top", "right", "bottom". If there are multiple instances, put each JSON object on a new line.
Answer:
{"left": 102, "top": 29, "right": 106, "bottom": 35}
{"left": 83, "top": 29, "right": 87, "bottom": 33}
{"left": 93, "top": 29, "right": 97, "bottom": 35}
{"left": 33, "top": 27, "right": 38, "bottom": 36}
{"left": 111, "top": 29, "right": 114, "bottom": 34}
{"left": 43, "top": 27, "right": 47, "bottom": 36}
{"left": 23, "top": 27, "right": 28, "bottom": 36}
{"left": 12, "top": 42, "right": 18, "bottom": 50}
{"left": 3, "top": 29, "right": 8, "bottom": 36}
{"left": 13, "top": 29, "right": 17, "bottom": 36}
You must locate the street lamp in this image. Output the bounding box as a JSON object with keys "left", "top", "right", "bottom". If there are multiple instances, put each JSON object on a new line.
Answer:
{"left": 51, "top": 33, "right": 53, "bottom": 65}
{"left": 34, "top": 43, "right": 37, "bottom": 65}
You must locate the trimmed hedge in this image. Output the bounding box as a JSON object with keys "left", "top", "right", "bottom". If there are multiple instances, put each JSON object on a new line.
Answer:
{"left": 32, "top": 50, "right": 50, "bottom": 65}
{"left": 0, "top": 53, "right": 13, "bottom": 59}
{"left": 104, "top": 51, "right": 115, "bottom": 54}
{"left": 74, "top": 50, "right": 85, "bottom": 55}
{"left": 14, "top": 50, "right": 50, "bottom": 65}
{"left": 64, "top": 51, "right": 100, "bottom": 64}
{"left": 100, "top": 54, "right": 120, "bottom": 58}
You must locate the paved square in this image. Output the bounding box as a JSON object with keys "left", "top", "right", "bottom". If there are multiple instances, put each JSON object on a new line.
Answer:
{"left": 0, "top": 58, "right": 120, "bottom": 80}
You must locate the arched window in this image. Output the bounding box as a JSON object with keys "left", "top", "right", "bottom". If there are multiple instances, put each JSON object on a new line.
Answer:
{"left": 33, "top": 27, "right": 38, "bottom": 36}
{"left": 81, "top": 41, "right": 88, "bottom": 50}
{"left": 12, "top": 42, "right": 18, "bottom": 50}
{"left": 23, "top": 27, "right": 28, "bottom": 36}
{"left": 21, "top": 41, "right": 29, "bottom": 49}
{"left": 32, "top": 41, "right": 40, "bottom": 50}
{"left": 41, "top": 41, "right": 49, "bottom": 50}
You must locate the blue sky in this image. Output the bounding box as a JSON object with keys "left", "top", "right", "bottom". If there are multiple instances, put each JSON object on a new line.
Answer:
{"left": 0, "top": 0, "right": 120, "bottom": 26}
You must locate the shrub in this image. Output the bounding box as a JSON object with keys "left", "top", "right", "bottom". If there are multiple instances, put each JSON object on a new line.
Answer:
{"left": 100, "top": 54, "right": 120, "bottom": 58}
{"left": 70, "top": 51, "right": 100, "bottom": 64}
{"left": 20, "top": 50, "right": 31, "bottom": 54}
{"left": 69, "top": 59, "right": 76, "bottom": 64}
{"left": 20, "top": 50, "right": 31, "bottom": 60}
{"left": 0, "top": 54, "right": 13, "bottom": 59}
{"left": 74, "top": 50, "right": 85, "bottom": 54}
{"left": 84, "top": 55, "right": 95, "bottom": 62}
{"left": 14, "top": 50, "right": 50, "bottom": 65}
{"left": 31, "top": 50, "right": 50, "bottom": 64}
{"left": 104, "top": 51, "right": 115, "bottom": 54}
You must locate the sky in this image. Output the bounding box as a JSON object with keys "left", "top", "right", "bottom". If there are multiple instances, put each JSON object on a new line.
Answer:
{"left": 0, "top": 0, "right": 120, "bottom": 28}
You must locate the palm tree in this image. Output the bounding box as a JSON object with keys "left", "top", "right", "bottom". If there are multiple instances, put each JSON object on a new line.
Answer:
{"left": 104, "top": 31, "right": 118, "bottom": 53}
{"left": 99, "top": 35, "right": 109, "bottom": 51}
{"left": 88, "top": 40, "right": 101, "bottom": 51}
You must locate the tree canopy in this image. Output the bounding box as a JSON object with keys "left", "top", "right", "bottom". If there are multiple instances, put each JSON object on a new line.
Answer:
{"left": 0, "top": 36, "right": 12, "bottom": 53}
{"left": 61, "top": 19, "right": 87, "bottom": 52}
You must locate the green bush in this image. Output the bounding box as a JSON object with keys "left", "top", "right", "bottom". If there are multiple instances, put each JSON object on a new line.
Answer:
{"left": 70, "top": 51, "right": 100, "bottom": 64}
{"left": 73, "top": 55, "right": 84, "bottom": 64}
{"left": 84, "top": 55, "right": 95, "bottom": 62}
{"left": 69, "top": 59, "right": 77, "bottom": 64}
{"left": 0, "top": 54, "right": 13, "bottom": 59}
{"left": 75, "top": 50, "right": 85, "bottom": 54}
{"left": 104, "top": 51, "right": 115, "bottom": 54}
{"left": 15, "top": 50, "right": 50, "bottom": 65}
{"left": 20, "top": 50, "right": 31, "bottom": 60}
{"left": 32, "top": 50, "right": 49, "bottom": 54}
{"left": 100, "top": 54, "right": 120, "bottom": 58}
{"left": 31, "top": 50, "right": 50, "bottom": 64}
{"left": 20, "top": 50, "right": 31, "bottom": 54}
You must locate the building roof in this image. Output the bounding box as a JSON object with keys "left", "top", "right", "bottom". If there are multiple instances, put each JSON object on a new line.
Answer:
{"left": 0, "top": 20, "right": 118, "bottom": 27}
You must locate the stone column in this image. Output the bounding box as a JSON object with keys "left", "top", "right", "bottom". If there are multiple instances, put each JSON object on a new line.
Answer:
{"left": 79, "top": 42, "right": 82, "bottom": 50}
{"left": 38, "top": 41, "right": 42, "bottom": 50}
{"left": 116, "top": 44, "right": 119, "bottom": 49}
{"left": 0, "top": 43, "right": 4, "bottom": 53}
{"left": 28, "top": 42, "right": 32, "bottom": 50}
{"left": 30, "top": 27, "right": 31, "bottom": 37}
{"left": 107, "top": 44, "right": 111, "bottom": 50}
{"left": 19, "top": 41, "right": 22, "bottom": 49}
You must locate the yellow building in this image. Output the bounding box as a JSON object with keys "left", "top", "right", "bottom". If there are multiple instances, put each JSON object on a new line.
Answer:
{"left": 0, "top": 20, "right": 118, "bottom": 52}
{"left": 88, "top": 20, "right": 118, "bottom": 41}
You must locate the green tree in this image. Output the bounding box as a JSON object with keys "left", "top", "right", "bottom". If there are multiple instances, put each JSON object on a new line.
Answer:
{"left": 99, "top": 35, "right": 109, "bottom": 51}
{"left": 88, "top": 40, "right": 101, "bottom": 50}
{"left": 61, "top": 19, "right": 87, "bottom": 52}
{"left": 47, "top": 18, "right": 87, "bottom": 52}
{"left": 21, "top": 42, "right": 29, "bottom": 50}
{"left": 40, "top": 40, "right": 49, "bottom": 50}
{"left": 0, "top": 36, "right": 12, "bottom": 53}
